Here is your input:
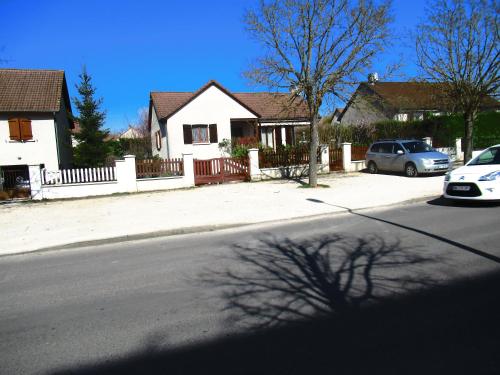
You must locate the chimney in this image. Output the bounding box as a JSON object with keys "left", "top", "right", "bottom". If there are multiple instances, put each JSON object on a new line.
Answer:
{"left": 368, "top": 72, "right": 379, "bottom": 85}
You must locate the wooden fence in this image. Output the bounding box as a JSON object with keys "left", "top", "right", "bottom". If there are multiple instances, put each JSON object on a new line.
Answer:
{"left": 351, "top": 145, "right": 369, "bottom": 161}
{"left": 259, "top": 147, "right": 321, "bottom": 168}
{"left": 42, "top": 166, "right": 117, "bottom": 185}
{"left": 136, "top": 158, "right": 184, "bottom": 179}
{"left": 194, "top": 157, "right": 249, "bottom": 185}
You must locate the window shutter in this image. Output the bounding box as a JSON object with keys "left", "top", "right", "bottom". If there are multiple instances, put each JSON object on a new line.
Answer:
{"left": 183, "top": 125, "right": 192, "bottom": 144}
{"left": 275, "top": 126, "right": 282, "bottom": 147}
{"left": 285, "top": 127, "right": 293, "bottom": 145}
{"left": 20, "top": 118, "right": 33, "bottom": 141}
{"left": 155, "top": 131, "right": 162, "bottom": 150}
{"left": 8, "top": 118, "right": 21, "bottom": 141}
{"left": 209, "top": 124, "right": 218, "bottom": 143}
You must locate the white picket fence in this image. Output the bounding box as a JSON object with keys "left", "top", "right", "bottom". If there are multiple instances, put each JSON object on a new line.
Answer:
{"left": 42, "top": 166, "right": 117, "bottom": 185}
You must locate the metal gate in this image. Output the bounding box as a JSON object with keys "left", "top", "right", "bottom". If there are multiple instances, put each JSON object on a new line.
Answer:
{"left": 329, "top": 148, "right": 343, "bottom": 171}
{"left": 0, "top": 165, "right": 31, "bottom": 200}
{"left": 194, "top": 157, "right": 250, "bottom": 186}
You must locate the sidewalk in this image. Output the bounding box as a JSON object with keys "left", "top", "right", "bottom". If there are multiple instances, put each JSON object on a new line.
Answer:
{"left": 0, "top": 172, "right": 445, "bottom": 256}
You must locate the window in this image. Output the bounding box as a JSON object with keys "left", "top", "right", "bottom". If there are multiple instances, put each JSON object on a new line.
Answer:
{"left": 192, "top": 125, "right": 209, "bottom": 143}
{"left": 183, "top": 124, "right": 217, "bottom": 144}
{"left": 8, "top": 118, "right": 33, "bottom": 141}
{"left": 413, "top": 112, "right": 424, "bottom": 121}
{"left": 155, "top": 130, "right": 162, "bottom": 151}
{"left": 393, "top": 113, "right": 408, "bottom": 122}
{"left": 260, "top": 127, "right": 274, "bottom": 148}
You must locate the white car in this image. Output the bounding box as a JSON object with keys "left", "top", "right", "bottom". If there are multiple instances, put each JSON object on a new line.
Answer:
{"left": 443, "top": 144, "right": 500, "bottom": 201}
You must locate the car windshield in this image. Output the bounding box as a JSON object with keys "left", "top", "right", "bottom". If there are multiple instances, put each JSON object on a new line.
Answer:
{"left": 468, "top": 146, "right": 500, "bottom": 165}
{"left": 402, "top": 141, "right": 434, "bottom": 153}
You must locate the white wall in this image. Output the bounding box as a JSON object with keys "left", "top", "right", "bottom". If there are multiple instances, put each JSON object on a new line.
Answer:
{"left": 166, "top": 85, "right": 258, "bottom": 159}
{"left": 0, "top": 114, "right": 60, "bottom": 170}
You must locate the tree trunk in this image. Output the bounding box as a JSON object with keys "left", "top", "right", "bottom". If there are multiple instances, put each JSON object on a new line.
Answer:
{"left": 463, "top": 111, "right": 475, "bottom": 163}
{"left": 308, "top": 116, "right": 319, "bottom": 187}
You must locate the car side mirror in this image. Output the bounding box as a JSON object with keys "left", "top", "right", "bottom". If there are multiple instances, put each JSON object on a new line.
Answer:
{"left": 396, "top": 150, "right": 404, "bottom": 155}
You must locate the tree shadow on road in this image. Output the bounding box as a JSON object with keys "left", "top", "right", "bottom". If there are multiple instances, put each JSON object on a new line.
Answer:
{"left": 207, "top": 233, "right": 435, "bottom": 329}
{"left": 48, "top": 233, "right": 500, "bottom": 375}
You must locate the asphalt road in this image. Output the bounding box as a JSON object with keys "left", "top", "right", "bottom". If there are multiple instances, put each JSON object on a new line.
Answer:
{"left": 1, "top": 197, "right": 500, "bottom": 375}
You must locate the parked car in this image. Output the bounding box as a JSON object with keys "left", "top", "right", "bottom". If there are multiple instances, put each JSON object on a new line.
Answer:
{"left": 366, "top": 139, "right": 450, "bottom": 177}
{"left": 443, "top": 144, "right": 500, "bottom": 201}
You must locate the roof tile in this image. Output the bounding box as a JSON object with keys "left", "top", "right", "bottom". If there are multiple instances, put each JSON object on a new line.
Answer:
{"left": 0, "top": 68, "right": 66, "bottom": 112}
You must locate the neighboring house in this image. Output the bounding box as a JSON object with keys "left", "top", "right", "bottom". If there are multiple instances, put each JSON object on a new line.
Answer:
{"left": 340, "top": 80, "right": 499, "bottom": 126}
{"left": 118, "top": 126, "right": 141, "bottom": 139}
{"left": 149, "top": 80, "right": 310, "bottom": 159}
{"left": 332, "top": 108, "right": 344, "bottom": 124}
{"left": 0, "top": 69, "right": 73, "bottom": 174}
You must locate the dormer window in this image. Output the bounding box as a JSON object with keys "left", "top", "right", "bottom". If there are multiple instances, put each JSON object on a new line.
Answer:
{"left": 8, "top": 118, "right": 33, "bottom": 141}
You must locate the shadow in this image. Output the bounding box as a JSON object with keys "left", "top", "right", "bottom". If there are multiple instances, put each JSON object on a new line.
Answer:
{"left": 48, "top": 239, "right": 500, "bottom": 374}
{"left": 306, "top": 198, "right": 500, "bottom": 264}
{"left": 359, "top": 169, "right": 445, "bottom": 178}
{"left": 427, "top": 195, "right": 500, "bottom": 208}
{"left": 205, "top": 234, "right": 435, "bottom": 329}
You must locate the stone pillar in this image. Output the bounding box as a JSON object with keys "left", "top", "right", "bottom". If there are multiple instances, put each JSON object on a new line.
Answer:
{"left": 320, "top": 144, "right": 330, "bottom": 173}
{"left": 28, "top": 164, "right": 43, "bottom": 200}
{"left": 455, "top": 138, "right": 463, "bottom": 161}
{"left": 341, "top": 142, "right": 352, "bottom": 172}
{"left": 423, "top": 137, "right": 432, "bottom": 147}
{"left": 182, "top": 153, "right": 195, "bottom": 187}
{"left": 248, "top": 148, "right": 261, "bottom": 181}
{"left": 116, "top": 154, "right": 138, "bottom": 193}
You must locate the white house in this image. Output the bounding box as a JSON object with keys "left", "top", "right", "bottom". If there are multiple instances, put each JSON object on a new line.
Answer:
{"left": 0, "top": 68, "right": 73, "bottom": 182}
{"left": 149, "top": 80, "right": 310, "bottom": 159}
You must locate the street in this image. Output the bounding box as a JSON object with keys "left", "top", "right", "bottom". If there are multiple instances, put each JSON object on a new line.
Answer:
{"left": 1, "top": 198, "right": 500, "bottom": 374}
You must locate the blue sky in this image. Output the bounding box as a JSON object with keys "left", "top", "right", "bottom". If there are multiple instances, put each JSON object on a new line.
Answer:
{"left": 1, "top": 0, "right": 426, "bottom": 131}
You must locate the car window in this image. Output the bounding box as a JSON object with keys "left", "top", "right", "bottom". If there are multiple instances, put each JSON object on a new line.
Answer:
{"left": 370, "top": 143, "right": 381, "bottom": 153}
{"left": 393, "top": 143, "right": 404, "bottom": 154}
{"left": 468, "top": 147, "right": 500, "bottom": 165}
{"left": 402, "top": 141, "right": 433, "bottom": 153}
{"left": 379, "top": 143, "right": 393, "bottom": 153}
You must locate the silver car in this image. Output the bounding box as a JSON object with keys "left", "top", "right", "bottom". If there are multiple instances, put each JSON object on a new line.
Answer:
{"left": 366, "top": 139, "right": 450, "bottom": 177}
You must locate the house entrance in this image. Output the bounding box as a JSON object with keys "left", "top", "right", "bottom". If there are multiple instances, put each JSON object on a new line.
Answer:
{"left": 0, "top": 165, "right": 31, "bottom": 200}
{"left": 194, "top": 157, "right": 250, "bottom": 186}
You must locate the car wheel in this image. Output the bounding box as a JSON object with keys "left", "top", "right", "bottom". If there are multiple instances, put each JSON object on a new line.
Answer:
{"left": 405, "top": 162, "right": 418, "bottom": 177}
{"left": 368, "top": 161, "right": 378, "bottom": 174}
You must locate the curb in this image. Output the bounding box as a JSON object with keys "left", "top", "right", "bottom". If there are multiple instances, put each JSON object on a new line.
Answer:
{"left": 1, "top": 194, "right": 440, "bottom": 258}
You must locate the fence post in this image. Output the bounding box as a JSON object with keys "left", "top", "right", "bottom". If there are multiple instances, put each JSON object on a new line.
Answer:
{"left": 182, "top": 153, "right": 195, "bottom": 186}
{"left": 28, "top": 164, "right": 43, "bottom": 200}
{"left": 116, "top": 154, "right": 138, "bottom": 193}
{"left": 455, "top": 138, "right": 463, "bottom": 161}
{"left": 248, "top": 148, "right": 261, "bottom": 181}
{"left": 320, "top": 144, "right": 330, "bottom": 173}
{"left": 423, "top": 137, "right": 432, "bottom": 146}
{"left": 342, "top": 142, "right": 352, "bottom": 172}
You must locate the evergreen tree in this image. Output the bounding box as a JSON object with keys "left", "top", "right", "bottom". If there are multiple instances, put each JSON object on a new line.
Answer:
{"left": 72, "top": 67, "right": 110, "bottom": 167}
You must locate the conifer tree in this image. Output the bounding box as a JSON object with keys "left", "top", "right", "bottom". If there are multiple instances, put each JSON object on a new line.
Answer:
{"left": 72, "top": 67, "right": 110, "bottom": 167}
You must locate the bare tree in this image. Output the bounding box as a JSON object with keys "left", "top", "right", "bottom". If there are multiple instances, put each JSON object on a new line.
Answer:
{"left": 416, "top": 0, "right": 499, "bottom": 162}
{"left": 244, "top": 0, "right": 392, "bottom": 186}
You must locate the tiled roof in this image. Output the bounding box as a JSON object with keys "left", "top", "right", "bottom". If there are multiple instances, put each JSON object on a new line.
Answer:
{"left": 0, "top": 68, "right": 69, "bottom": 112}
{"left": 234, "top": 92, "right": 309, "bottom": 121}
{"left": 151, "top": 80, "right": 310, "bottom": 121}
{"left": 364, "top": 81, "right": 499, "bottom": 110}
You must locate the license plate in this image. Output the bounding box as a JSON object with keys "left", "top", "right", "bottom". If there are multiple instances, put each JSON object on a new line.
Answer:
{"left": 452, "top": 185, "right": 470, "bottom": 191}
{"left": 436, "top": 164, "right": 448, "bottom": 169}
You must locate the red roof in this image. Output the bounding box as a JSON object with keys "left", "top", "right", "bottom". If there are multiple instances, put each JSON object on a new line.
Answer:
{"left": 0, "top": 68, "right": 71, "bottom": 113}
{"left": 151, "top": 80, "right": 310, "bottom": 121}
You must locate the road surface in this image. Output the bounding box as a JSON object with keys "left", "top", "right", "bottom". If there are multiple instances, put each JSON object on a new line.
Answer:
{"left": 1, "top": 198, "right": 499, "bottom": 374}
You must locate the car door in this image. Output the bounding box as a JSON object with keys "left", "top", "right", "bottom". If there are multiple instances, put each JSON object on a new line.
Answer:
{"left": 377, "top": 142, "right": 394, "bottom": 170}
{"left": 387, "top": 142, "right": 406, "bottom": 172}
